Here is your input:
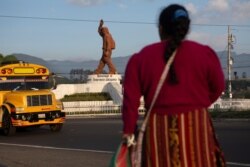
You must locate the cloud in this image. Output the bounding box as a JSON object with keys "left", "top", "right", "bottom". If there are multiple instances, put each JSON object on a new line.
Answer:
{"left": 188, "top": 31, "right": 227, "bottom": 51}
{"left": 117, "top": 3, "right": 128, "bottom": 9}
{"left": 67, "top": 0, "right": 108, "bottom": 7}
{"left": 207, "top": 0, "right": 229, "bottom": 12}
{"left": 188, "top": 0, "right": 250, "bottom": 24}
{"left": 231, "top": 1, "right": 250, "bottom": 22}
{"left": 185, "top": 3, "right": 198, "bottom": 15}
{"left": 184, "top": 0, "right": 250, "bottom": 53}
{"left": 67, "top": 0, "right": 128, "bottom": 9}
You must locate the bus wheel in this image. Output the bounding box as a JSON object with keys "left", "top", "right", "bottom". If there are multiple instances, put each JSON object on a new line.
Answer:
{"left": 2, "top": 109, "right": 16, "bottom": 136}
{"left": 50, "top": 124, "right": 63, "bottom": 132}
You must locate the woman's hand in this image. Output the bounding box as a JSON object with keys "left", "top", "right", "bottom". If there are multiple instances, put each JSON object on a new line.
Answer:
{"left": 122, "top": 134, "right": 136, "bottom": 147}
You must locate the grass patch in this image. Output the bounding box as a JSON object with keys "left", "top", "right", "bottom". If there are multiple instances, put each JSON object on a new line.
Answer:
{"left": 209, "top": 110, "right": 250, "bottom": 119}
{"left": 61, "top": 92, "right": 112, "bottom": 101}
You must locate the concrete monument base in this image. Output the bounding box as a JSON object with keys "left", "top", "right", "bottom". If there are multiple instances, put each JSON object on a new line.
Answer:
{"left": 87, "top": 74, "right": 122, "bottom": 84}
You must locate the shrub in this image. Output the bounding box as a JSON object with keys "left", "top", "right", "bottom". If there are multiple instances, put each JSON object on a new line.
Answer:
{"left": 61, "top": 92, "right": 112, "bottom": 101}
{"left": 209, "top": 110, "right": 250, "bottom": 119}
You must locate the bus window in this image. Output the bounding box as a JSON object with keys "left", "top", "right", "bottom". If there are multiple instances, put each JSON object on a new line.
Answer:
{"left": 0, "top": 76, "right": 49, "bottom": 91}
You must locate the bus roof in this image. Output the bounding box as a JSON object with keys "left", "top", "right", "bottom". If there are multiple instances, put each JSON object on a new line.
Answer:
{"left": 0, "top": 61, "right": 50, "bottom": 76}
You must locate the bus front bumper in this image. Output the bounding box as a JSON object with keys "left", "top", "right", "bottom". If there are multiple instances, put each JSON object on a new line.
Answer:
{"left": 11, "top": 111, "right": 65, "bottom": 127}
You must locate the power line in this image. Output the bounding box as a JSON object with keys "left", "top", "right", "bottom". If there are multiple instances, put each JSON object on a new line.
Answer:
{"left": 233, "top": 65, "right": 250, "bottom": 69}
{"left": 0, "top": 15, "right": 154, "bottom": 25}
{"left": 222, "top": 66, "right": 250, "bottom": 70}
{"left": 1, "top": 15, "right": 250, "bottom": 27}
{"left": 192, "top": 23, "right": 250, "bottom": 28}
{"left": 0, "top": 15, "right": 98, "bottom": 23}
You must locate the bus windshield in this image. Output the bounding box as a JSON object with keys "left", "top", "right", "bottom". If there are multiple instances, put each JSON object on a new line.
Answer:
{"left": 0, "top": 76, "right": 50, "bottom": 91}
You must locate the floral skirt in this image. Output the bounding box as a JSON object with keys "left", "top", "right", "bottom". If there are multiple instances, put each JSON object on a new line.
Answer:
{"left": 142, "top": 108, "right": 226, "bottom": 167}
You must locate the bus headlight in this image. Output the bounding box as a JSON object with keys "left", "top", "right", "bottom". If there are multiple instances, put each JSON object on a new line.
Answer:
{"left": 15, "top": 107, "right": 25, "bottom": 112}
{"left": 21, "top": 115, "right": 27, "bottom": 121}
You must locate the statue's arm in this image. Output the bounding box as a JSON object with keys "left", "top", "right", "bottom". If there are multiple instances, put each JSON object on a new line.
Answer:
{"left": 98, "top": 19, "right": 104, "bottom": 35}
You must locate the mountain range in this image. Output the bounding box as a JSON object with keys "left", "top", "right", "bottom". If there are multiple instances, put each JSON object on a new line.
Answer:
{"left": 13, "top": 52, "right": 250, "bottom": 79}
{"left": 13, "top": 53, "right": 130, "bottom": 78}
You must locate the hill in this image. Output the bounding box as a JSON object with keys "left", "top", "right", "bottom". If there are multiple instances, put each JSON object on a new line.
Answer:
{"left": 217, "top": 51, "right": 250, "bottom": 79}
{"left": 47, "top": 56, "right": 130, "bottom": 77}
{"left": 13, "top": 53, "right": 56, "bottom": 72}
{"left": 12, "top": 53, "right": 130, "bottom": 77}
{"left": 12, "top": 52, "right": 250, "bottom": 79}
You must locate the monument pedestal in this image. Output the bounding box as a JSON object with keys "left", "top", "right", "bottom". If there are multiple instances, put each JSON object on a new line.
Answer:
{"left": 87, "top": 74, "right": 122, "bottom": 84}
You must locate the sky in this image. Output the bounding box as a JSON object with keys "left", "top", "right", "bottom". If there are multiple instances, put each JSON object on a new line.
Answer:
{"left": 0, "top": 0, "right": 250, "bottom": 61}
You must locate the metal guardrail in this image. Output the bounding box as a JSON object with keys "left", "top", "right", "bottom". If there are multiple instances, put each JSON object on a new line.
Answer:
{"left": 63, "top": 99, "right": 250, "bottom": 116}
{"left": 211, "top": 99, "right": 250, "bottom": 111}
{"left": 62, "top": 102, "right": 145, "bottom": 116}
{"left": 63, "top": 105, "right": 121, "bottom": 116}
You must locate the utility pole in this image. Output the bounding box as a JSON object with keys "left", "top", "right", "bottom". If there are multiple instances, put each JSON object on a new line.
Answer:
{"left": 227, "top": 25, "right": 233, "bottom": 99}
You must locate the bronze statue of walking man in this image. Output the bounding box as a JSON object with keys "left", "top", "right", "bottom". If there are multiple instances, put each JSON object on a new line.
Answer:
{"left": 94, "top": 19, "right": 117, "bottom": 74}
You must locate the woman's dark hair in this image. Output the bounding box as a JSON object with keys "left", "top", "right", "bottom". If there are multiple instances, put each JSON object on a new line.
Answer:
{"left": 159, "top": 4, "right": 190, "bottom": 84}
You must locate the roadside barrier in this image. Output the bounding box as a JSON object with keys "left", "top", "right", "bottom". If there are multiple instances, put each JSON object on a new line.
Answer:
{"left": 210, "top": 98, "right": 250, "bottom": 111}
{"left": 63, "top": 99, "right": 250, "bottom": 117}
{"left": 62, "top": 101, "right": 145, "bottom": 116}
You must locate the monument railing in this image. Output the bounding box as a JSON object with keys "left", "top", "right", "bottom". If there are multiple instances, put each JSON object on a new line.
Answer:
{"left": 62, "top": 101, "right": 145, "bottom": 116}
{"left": 210, "top": 98, "right": 250, "bottom": 111}
{"left": 63, "top": 99, "right": 250, "bottom": 117}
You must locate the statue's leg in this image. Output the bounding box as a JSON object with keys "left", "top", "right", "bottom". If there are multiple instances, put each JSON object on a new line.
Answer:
{"left": 103, "top": 51, "right": 116, "bottom": 74}
{"left": 94, "top": 56, "right": 105, "bottom": 74}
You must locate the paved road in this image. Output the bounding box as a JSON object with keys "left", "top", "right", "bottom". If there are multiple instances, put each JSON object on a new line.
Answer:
{"left": 213, "top": 119, "right": 250, "bottom": 166}
{"left": 0, "top": 117, "right": 249, "bottom": 167}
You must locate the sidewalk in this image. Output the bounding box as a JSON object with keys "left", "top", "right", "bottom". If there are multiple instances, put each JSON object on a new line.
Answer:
{"left": 0, "top": 144, "right": 113, "bottom": 167}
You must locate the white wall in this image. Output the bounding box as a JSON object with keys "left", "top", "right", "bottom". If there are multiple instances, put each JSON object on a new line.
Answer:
{"left": 52, "top": 82, "right": 123, "bottom": 104}
{"left": 53, "top": 83, "right": 106, "bottom": 99}
{"left": 104, "top": 82, "right": 123, "bottom": 104}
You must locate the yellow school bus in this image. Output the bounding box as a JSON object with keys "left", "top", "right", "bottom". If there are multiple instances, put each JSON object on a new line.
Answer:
{"left": 0, "top": 61, "right": 65, "bottom": 135}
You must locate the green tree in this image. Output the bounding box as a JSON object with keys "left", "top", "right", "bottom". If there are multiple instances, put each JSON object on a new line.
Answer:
{"left": 244, "top": 91, "right": 250, "bottom": 99}
{"left": 0, "top": 54, "right": 18, "bottom": 65}
{"left": 3, "top": 55, "right": 17, "bottom": 62}
{"left": 0, "top": 53, "right": 3, "bottom": 64}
